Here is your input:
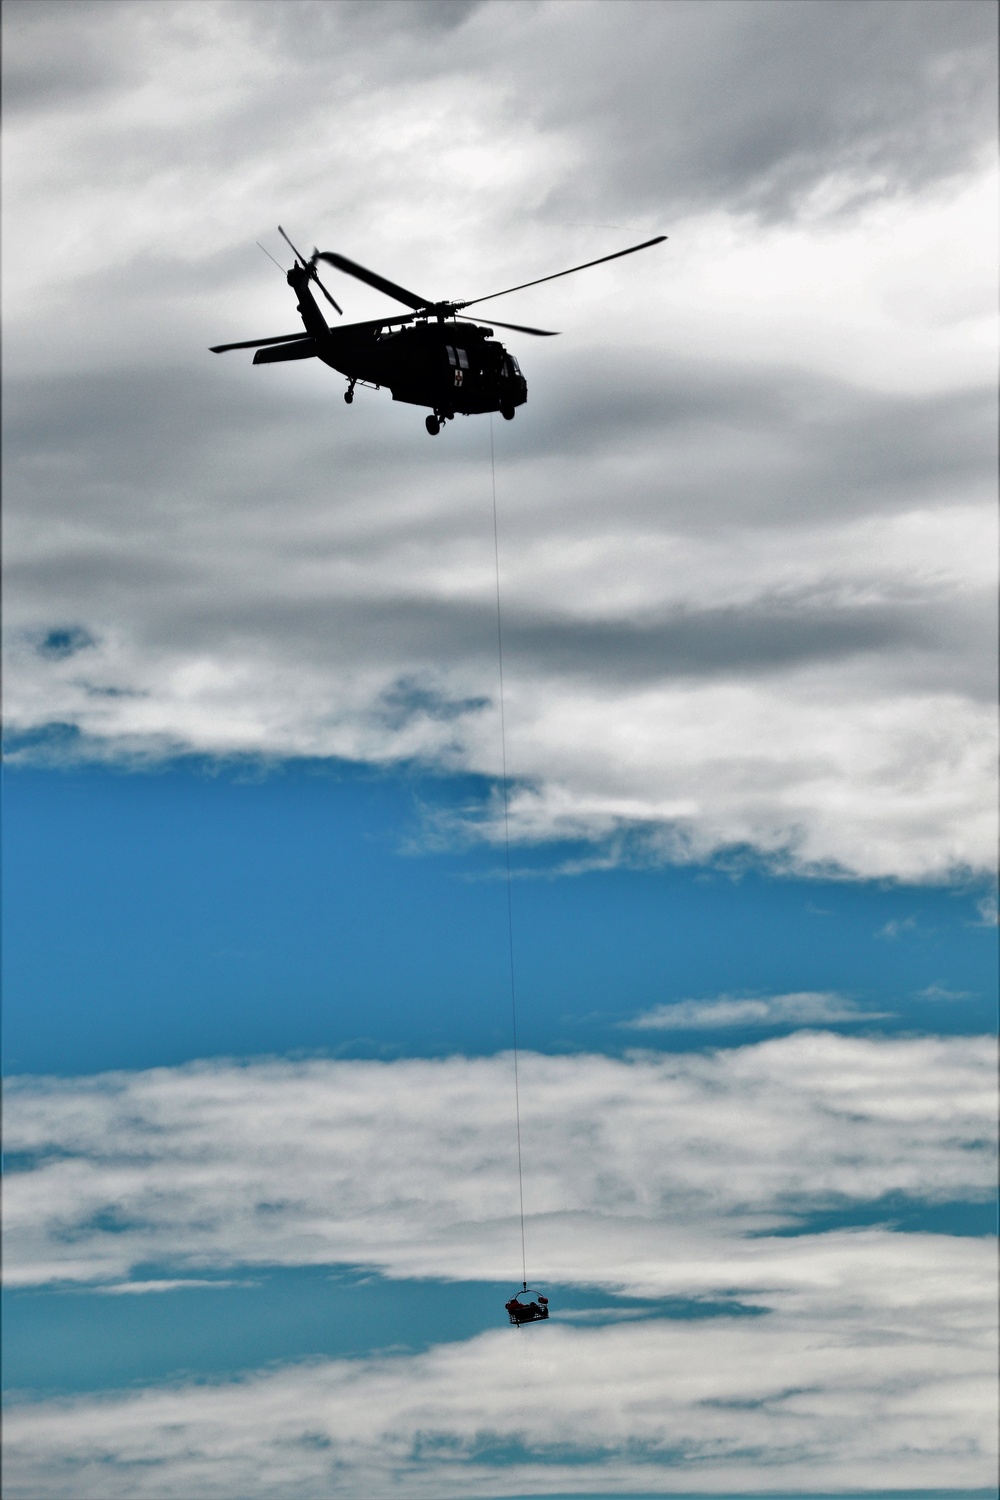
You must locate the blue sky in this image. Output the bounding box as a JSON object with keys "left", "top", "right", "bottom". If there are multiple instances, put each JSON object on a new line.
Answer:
{"left": 3, "top": 758, "right": 996, "bottom": 1077}
{"left": 3, "top": 2, "right": 997, "bottom": 1496}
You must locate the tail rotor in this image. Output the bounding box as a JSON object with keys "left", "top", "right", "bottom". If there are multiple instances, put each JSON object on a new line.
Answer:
{"left": 277, "top": 225, "right": 343, "bottom": 315}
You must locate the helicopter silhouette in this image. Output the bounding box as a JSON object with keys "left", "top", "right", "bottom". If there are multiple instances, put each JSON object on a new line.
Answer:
{"left": 210, "top": 227, "right": 666, "bottom": 435}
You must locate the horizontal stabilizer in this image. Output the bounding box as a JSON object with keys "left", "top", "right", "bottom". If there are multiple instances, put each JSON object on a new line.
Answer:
{"left": 253, "top": 339, "right": 319, "bottom": 364}
{"left": 210, "top": 332, "right": 313, "bottom": 354}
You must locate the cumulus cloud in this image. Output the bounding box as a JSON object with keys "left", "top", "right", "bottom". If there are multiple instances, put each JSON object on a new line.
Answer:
{"left": 5, "top": 1036, "right": 995, "bottom": 1290}
{"left": 3, "top": 0, "right": 997, "bottom": 878}
{"left": 625, "top": 990, "right": 891, "bottom": 1029}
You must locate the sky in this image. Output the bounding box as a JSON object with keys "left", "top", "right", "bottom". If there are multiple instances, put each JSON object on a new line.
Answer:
{"left": 1, "top": 2, "right": 997, "bottom": 1497}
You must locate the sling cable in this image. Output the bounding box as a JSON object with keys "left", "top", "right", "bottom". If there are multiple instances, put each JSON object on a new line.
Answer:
{"left": 490, "top": 417, "right": 550, "bottom": 1329}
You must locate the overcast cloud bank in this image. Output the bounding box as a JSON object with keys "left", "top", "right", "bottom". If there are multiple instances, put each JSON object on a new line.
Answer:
{"left": 3, "top": 0, "right": 997, "bottom": 880}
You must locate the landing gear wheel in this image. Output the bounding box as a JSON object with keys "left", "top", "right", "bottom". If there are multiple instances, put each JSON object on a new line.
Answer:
{"left": 501, "top": 405, "right": 515, "bottom": 421}
{"left": 425, "top": 414, "right": 440, "bottom": 436}
{"left": 344, "top": 390, "right": 354, "bottom": 404}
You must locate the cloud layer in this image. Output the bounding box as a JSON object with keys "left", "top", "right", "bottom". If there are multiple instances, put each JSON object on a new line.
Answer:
{"left": 7, "top": 1035, "right": 995, "bottom": 1289}
{"left": 5, "top": 1290, "right": 996, "bottom": 1498}
{"left": 3, "top": 0, "right": 997, "bottom": 879}
{"left": 5, "top": 1031, "right": 997, "bottom": 1495}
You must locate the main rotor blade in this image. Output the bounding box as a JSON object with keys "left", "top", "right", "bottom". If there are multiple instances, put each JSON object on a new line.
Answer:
{"left": 277, "top": 225, "right": 308, "bottom": 265}
{"left": 462, "top": 234, "right": 667, "bottom": 308}
{"left": 314, "top": 251, "right": 430, "bottom": 311}
{"left": 459, "top": 315, "right": 559, "bottom": 337}
{"left": 209, "top": 332, "right": 313, "bottom": 353}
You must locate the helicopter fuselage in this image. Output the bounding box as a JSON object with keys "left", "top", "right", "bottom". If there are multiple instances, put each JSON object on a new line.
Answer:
{"left": 258, "top": 265, "right": 527, "bottom": 425}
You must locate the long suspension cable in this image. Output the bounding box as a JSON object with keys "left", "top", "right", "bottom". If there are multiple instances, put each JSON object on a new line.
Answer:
{"left": 490, "top": 414, "right": 527, "bottom": 1290}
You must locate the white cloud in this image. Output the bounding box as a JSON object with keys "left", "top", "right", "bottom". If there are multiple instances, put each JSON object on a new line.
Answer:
{"left": 876, "top": 915, "right": 918, "bottom": 939}
{"left": 4, "top": 1258, "right": 997, "bottom": 1497}
{"left": 91, "top": 1278, "right": 257, "bottom": 1295}
{"left": 916, "top": 983, "right": 973, "bottom": 1002}
{"left": 5, "top": 1034, "right": 996, "bottom": 1495}
{"left": 5, "top": 1036, "right": 995, "bottom": 1291}
{"left": 973, "top": 892, "right": 999, "bottom": 926}
{"left": 625, "top": 991, "right": 890, "bottom": 1029}
{"left": 2, "top": 0, "right": 997, "bottom": 879}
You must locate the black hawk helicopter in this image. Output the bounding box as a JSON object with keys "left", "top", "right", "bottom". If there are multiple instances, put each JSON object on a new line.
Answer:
{"left": 210, "top": 227, "right": 666, "bottom": 435}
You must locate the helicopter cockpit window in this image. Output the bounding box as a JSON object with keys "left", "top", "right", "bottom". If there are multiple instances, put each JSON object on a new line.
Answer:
{"left": 446, "top": 345, "right": 457, "bottom": 366}
{"left": 456, "top": 347, "right": 469, "bottom": 370}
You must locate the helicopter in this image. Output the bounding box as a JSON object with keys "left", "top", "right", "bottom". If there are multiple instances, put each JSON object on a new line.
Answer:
{"left": 210, "top": 227, "right": 666, "bottom": 435}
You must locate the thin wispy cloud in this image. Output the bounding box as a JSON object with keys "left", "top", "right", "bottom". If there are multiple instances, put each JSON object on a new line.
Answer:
{"left": 972, "top": 892, "right": 999, "bottom": 926}
{"left": 877, "top": 915, "right": 918, "bottom": 940}
{"left": 624, "top": 990, "right": 892, "bottom": 1030}
{"left": 91, "top": 1278, "right": 259, "bottom": 1295}
{"left": 916, "top": 983, "right": 973, "bottom": 1002}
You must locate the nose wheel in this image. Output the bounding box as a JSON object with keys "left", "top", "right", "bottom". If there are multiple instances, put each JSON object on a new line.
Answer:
{"left": 344, "top": 380, "right": 356, "bottom": 405}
